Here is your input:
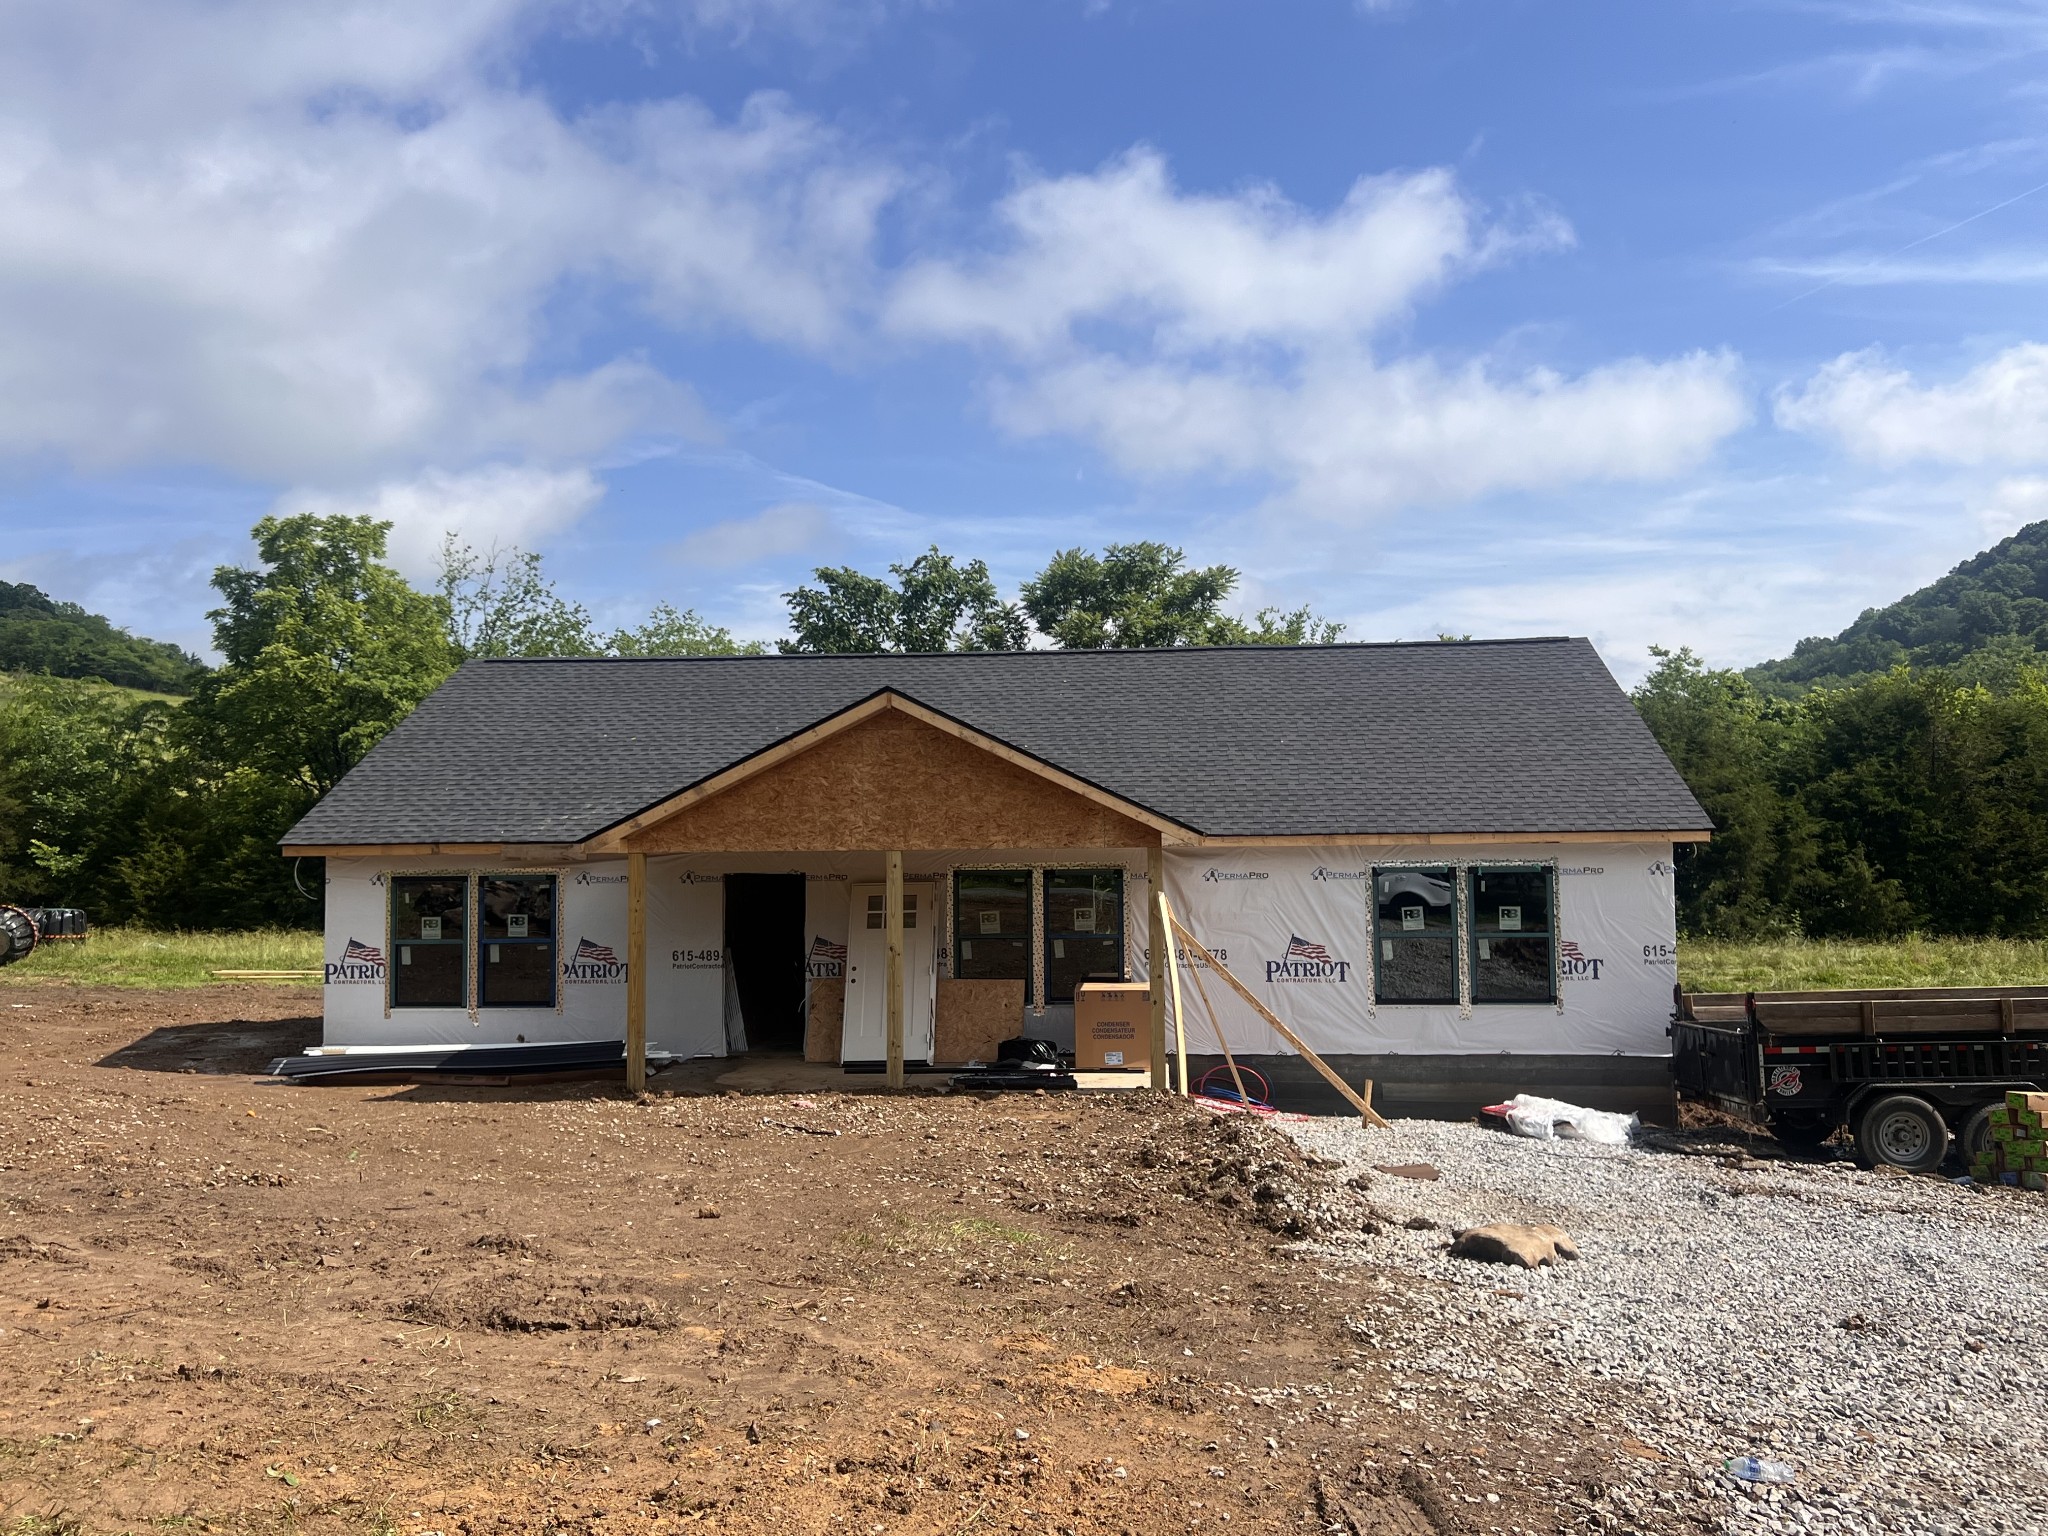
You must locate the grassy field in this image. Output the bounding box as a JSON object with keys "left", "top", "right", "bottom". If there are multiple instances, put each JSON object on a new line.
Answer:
{"left": 7, "top": 927, "right": 2048, "bottom": 994}
{"left": 0, "top": 926, "right": 321, "bottom": 988}
{"left": 1678, "top": 934, "right": 2048, "bottom": 992}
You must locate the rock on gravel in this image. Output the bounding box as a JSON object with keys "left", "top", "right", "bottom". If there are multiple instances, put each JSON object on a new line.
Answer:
{"left": 1282, "top": 1115, "right": 2048, "bottom": 1536}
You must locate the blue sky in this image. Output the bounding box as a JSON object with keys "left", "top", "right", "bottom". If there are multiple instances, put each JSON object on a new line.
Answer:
{"left": 5, "top": 0, "right": 2048, "bottom": 677}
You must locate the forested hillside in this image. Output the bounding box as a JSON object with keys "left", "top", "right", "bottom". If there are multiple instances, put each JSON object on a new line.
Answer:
{"left": 1748, "top": 521, "right": 2048, "bottom": 695}
{"left": 0, "top": 580, "right": 207, "bottom": 694}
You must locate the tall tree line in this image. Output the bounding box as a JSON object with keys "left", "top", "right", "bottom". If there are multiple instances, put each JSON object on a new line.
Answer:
{"left": 0, "top": 517, "right": 1342, "bottom": 927}
{"left": 1635, "top": 647, "right": 2048, "bottom": 938}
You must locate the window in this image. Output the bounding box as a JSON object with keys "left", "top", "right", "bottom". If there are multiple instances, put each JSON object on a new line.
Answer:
{"left": 1043, "top": 869, "right": 1124, "bottom": 1004}
{"left": 954, "top": 869, "right": 1029, "bottom": 988}
{"left": 1373, "top": 868, "right": 1456, "bottom": 1004}
{"left": 863, "top": 892, "right": 917, "bottom": 930}
{"left": 479, "top": 874, "right": 557, "bottom": 1008}
{"left": 1469, "top": 867, "right": 1554, "bottom": 1004}
{"left": 391, "top": 876, "right": 468, "bottom": 1009}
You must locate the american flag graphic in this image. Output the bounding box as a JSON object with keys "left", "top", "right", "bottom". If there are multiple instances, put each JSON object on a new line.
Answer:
{"left": 342, "top": 937, "right": 385, "bottom": 965}
{"left": 1286, "top": 935, "right": 1332, "bottom": 963}
{"left": 809, "top": 936, "right": 848, "bottom": 962}
{"left": 574, "top": 937, "right": 620, "bottom": 965}
{"left": 1559, "top": 940, "right": 1585, "bottom": 963}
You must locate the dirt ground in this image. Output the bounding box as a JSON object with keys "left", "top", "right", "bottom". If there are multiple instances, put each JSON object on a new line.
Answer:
{"left": 1, "top": 987, "right": 1706, "bottom": 1536}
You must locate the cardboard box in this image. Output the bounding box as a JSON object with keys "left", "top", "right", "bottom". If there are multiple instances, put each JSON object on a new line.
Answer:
{"left": 2006, "top": 1091, "right": 2048, "bottom": 1116}
{"left": 1074, "top": 981, "right": 1152, "bottom": 1071}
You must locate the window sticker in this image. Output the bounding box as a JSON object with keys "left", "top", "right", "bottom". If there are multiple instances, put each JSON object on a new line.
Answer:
{"left": 1400, "top": 905, "right": 1424, "bottom": 932}
{"left": 1053, "top": 938, "right": 1066, "bottom": 959}
{"left": 507, "top": 914, "right": 528, "bottom": 938}
{"left": 978, "top": 910, "right": 1001, "bottom": 935}
{"left": 1072, "top": 906, "right": 1096, "bottom": 932}
{"left": 421, "top": 917, "right": 442, "bottom": 939}
{"left": 1499, "top": 905, "right": 1522, "bottom": 932}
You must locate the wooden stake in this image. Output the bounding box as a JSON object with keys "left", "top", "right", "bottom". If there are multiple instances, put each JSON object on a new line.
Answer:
{"left": 1179, "top": 926, "right": 1249, "bottom": 1108}
{"left": 885, "top": 851, "right": 905, "bottom": 1090}
{"left": 1157, "top": 890, "right": 1189, "bottom": 1096}
{"left": 1169, "top": 914, "right": 1389, "bottom": 1127}
{"left": 625, "top": 851, "right": 647, "bottom": 1094}
{"left": 1147, "top": 842, "right": 1168, "bottom": 1090}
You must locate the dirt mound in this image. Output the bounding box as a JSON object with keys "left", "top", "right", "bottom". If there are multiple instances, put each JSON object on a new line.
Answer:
{"left": 1137, "top": 1105, "right": 1364, "bottom": 1237}
{"left": 397, "top": 1276, "right": 676, "bottom": 1332}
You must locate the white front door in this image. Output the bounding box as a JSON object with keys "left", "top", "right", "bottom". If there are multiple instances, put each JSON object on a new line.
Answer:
{"left": 842, "top": 882, "right": 936, "bottom": 1063}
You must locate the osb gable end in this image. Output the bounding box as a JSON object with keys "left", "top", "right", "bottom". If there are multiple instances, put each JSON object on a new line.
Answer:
{"left": 623, "top": 708, "right": 1161, "bottom": 852}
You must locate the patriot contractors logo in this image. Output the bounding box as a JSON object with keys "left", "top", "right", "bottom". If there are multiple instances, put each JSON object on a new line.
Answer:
{"left": 805, "top": 936, "right": 847, "bottom": 979}
{"left": 1204, "top": 868, "right": 1269, "bottom": 882}
{"left": 326, "top": 937, "right": 386, "bottom": 985}
{"left": 574, "top": 871, "right": 628, "bottom": 886}
{"left": 1266, "top": 934, "right": 1351, "bottom": 984}
{"left": 1311, "top": 867, "right": 1368, "bottom": 882}
{"left": 1559, "top": 940, "right": 1604, "bottom": 981}
{"left": 561, "top": 937, "right": 627, "bottom": 984}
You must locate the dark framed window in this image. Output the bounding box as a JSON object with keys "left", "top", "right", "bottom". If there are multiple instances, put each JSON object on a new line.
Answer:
{"left": 1469, "top": 867, "right": 1555, "bottom": 1004}
{"left": 480, "top": 874, "right": 557, "bottom": 1008}
{"left": 1043, "top": 868, "right": 1124, "bottom": 1004}
{"left": 391, "top": 876, "right": 468, "bottom": 1009}
{"left": 1373, "top": 868, "right": 1456, "bottom": 1004}
{"left": 954, "top": 869, "right": 1029, "bottom": 990}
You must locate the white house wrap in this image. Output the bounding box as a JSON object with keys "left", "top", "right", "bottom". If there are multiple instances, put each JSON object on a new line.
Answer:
{"left": 284, "top": 640, "right": 1711, "bottom": 1114}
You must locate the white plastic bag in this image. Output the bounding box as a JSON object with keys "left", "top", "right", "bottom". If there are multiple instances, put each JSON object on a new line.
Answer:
{"left": 1501, "top": 1093, "right": 1639, "bottom": 1147}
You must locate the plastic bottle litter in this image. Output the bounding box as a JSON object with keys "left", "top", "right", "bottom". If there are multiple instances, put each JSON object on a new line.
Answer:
{"left": 1725, "top": 1457, "right": 1795, "bottom": 1484}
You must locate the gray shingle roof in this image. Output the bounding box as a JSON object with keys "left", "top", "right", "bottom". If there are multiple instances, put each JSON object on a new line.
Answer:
{"left": 282, "top": 638, "right": 1710, "bottom": 846}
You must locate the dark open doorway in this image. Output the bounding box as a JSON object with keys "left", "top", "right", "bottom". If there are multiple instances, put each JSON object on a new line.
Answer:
{"left": 724, "top": 874, "right": 808, "bottom": 1052}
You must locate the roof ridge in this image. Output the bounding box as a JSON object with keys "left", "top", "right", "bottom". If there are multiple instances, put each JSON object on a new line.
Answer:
{"left": 474, "top": 636, "right": 1583, "bottom": 664}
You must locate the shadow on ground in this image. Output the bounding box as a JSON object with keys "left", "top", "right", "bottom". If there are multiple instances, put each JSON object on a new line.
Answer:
{"left": 97, "top": 1014, "right": 320, "bottom": 1075}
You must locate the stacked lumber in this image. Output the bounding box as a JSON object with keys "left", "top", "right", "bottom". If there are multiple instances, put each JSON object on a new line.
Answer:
{"left": 1970, "top": 1091, "right": 2048, "bottom": 1190}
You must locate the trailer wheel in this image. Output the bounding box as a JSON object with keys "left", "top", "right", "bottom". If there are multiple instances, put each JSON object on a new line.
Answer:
{"left": 1958, "top": 1103, "right": 2001, "bottom": 1167}
{"left": 1854, "top": 1094, "right": 1949, "bottom": 1174}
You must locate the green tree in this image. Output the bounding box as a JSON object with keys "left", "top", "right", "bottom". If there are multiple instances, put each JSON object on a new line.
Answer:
{"left": 191, "top": 514, "right": 458, "bottom": 798}
{"left": 1020, "top": 543, "right": 1243, "bottom": 649}
{"left": 438, "top": 537, "right": 598, "bottom": 659}
{"left": 782, "top": 547, "right": 1028, "bottom": 654}
{"left": 608, "top": 603, "right": 766, "bottom": 657}
{"left": 1632, "top": 646, "right": 1811, "bottom": 937}
{"left": 1017, "top": 542, "right": 1345, "bottom": 648}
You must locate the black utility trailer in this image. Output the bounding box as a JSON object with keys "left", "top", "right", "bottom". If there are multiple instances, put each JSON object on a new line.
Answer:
{"left": 1671, "top": 986, "right": 2048, "bottom": 1174}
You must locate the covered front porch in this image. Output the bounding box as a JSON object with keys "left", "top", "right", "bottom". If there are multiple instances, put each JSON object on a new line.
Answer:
{"left": 597, "top": 691, "right": 1177, "bottom": 1090}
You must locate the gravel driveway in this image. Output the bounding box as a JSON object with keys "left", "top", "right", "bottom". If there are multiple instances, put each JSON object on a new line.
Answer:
{"left": 1280, "top": 1116, "right": 2048, "bottom": 1536}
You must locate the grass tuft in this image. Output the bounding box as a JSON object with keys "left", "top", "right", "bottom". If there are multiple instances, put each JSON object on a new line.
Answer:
{"left": 1679, "top": 934, "right": 2048, "bottom": 993}
{"left": 0, "top": 926, "right": 322, "bottom": 990}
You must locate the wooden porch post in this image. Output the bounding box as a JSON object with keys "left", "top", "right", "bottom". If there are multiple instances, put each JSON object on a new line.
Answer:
{"left": 1148, "top": 840, "right": 1167, "bottom": 1090}
{"left": 625, "top": 850, "right": 647, "bottom": 1093}
{"left": 885, "top": 851, "right": 905, "bottom": 1089}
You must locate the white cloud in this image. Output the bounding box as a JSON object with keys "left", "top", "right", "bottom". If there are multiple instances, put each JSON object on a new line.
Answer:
{"left": 1977, "top": 474, "right": 2048, "bottom": 539}
{"left": 1776, "top": 343, "right": 2048, "bottom": 465}
{"left": 888, "top": 148, "right": 1745, "bottom": 513}
{"left": 670, "top": 500, "right": 832, "bottom": 568}
{"left": 995, "top": 350, "right": 1750, "bottom": 510}
{"left": 0, "top": 3, "right": 894, "bottom": 483}
{"left": 277, "top": 464, "right": 605, "bottom": 577}
{"left": 888, "top": 150, "right": 1561, "bottom": 355}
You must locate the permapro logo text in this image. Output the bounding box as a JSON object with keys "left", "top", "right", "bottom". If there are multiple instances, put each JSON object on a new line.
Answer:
{"left": 1311, "top": 867, "right": 1368, "bottom": 882}
{"left": 1266, "top": 934, "right": 1351, "bottom": 984}
{"left": 326, "top": 937, "right": 386, "bottom": 985}
{"left": 1204, "top": 868, "right": 1269, "bottom": 882}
